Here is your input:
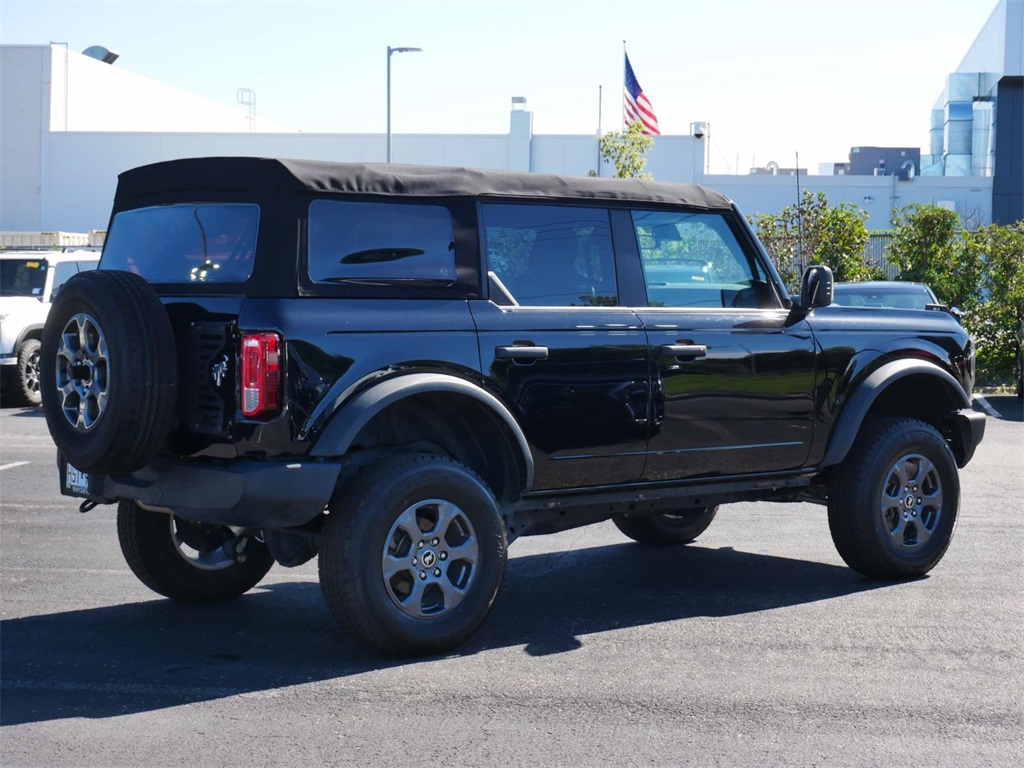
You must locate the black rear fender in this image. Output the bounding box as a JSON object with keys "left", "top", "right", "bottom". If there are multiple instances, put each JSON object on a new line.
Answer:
{"left": 310, "top": 373, "right": 534, "bottom": 500}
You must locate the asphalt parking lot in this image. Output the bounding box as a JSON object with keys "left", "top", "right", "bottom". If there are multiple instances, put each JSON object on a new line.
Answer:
{"left": 1, "top": 397, "right": 1021, "bottom": 767}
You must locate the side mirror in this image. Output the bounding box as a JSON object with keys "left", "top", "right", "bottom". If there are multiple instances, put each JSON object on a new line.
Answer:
{"left": 948, "top": 306, "right": 963, "bottom": 322}
{"left": 799, "top": 265, "right": 834, "bottom": 309}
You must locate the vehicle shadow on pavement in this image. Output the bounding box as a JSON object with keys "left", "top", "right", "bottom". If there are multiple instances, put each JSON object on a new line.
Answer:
{"left": 0, "top": 405, "right": 45, "bottom": 416}
{"left": 0, "top": 543, "right": 894, "bottom": 725}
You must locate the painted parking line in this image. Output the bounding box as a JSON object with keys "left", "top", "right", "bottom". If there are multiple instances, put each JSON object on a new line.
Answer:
{"left": 974, "top": 396, "right": 1002, "bottom": 418}
{"left": 0, "top": 461, "right": 30, "bottom": 471}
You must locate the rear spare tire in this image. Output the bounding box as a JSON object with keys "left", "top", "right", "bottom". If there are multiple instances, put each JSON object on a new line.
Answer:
{"left": 40, "top": 270, "right": 178, "bottom": 475}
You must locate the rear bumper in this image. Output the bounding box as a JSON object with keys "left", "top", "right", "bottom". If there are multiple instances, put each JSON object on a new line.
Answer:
{"left": 60, "top": 454, "right": 341, "bottom": 528}
{"left": 948, "top": 408, "right": 986, "bottom": 468}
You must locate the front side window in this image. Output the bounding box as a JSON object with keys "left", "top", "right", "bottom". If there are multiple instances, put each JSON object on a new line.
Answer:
{"left": 308, "top": 200, "right": 456, "bottom": 285}
{"left": 632, "top": 210, "right": 767, "bottom": 309}
{"left": 482, "top": 204, "right": 617, "bottom": 307}
{"left": 102, "top": 204, "right": 259, "bottom": 283}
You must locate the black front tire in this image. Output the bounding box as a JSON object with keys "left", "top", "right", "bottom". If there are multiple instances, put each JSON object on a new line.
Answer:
{"left": 319, "top": 453, "right": 507, "bottom": 658}
{"left": 117, "top": 501, "right": 274, "bottom": 602}
{"left": 828, "top": 417, "right": 960, "bottom": 580}
{"left": 613, "top": 506, "right": 718, "bottom": 546}
{"left": 16, "top": 339, "right": 42, "bottom": 406}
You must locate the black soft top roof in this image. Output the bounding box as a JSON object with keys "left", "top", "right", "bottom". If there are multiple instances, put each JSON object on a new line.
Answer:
{"left": 115, "top": 157, "right": 732, "bottom": 210}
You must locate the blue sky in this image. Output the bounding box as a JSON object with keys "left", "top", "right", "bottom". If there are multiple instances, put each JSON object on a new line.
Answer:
{"left": 0, "top": 0, "right": 998, "bottom": 173}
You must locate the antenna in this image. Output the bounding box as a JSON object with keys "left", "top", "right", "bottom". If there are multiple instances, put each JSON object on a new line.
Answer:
{"left": 236, "top": 88, "right": 256, "bottom": 132}
{"left": 795, "top": 151, "right": 803, "bottom": 274}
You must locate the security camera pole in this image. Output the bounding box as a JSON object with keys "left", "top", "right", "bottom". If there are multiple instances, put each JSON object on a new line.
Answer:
{"left": 386, "top": 46, "right": 423, "bottom": 163}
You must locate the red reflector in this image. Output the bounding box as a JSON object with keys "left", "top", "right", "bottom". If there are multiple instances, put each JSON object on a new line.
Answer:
{"left": 240, "top": 332, "right": 281, "bottom": 418}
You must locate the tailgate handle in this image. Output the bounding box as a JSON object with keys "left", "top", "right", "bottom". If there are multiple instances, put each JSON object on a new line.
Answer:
{"left": 660, "top": 344, "right": 707, "bottom": 360}
{"left": 496, "top": 345, "right": 549, "bottom": 361}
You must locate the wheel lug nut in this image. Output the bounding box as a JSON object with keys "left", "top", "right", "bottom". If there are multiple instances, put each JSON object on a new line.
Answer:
{"left": 431, "top": 538, "right": 439, "bottom": 546}
{"left": 419, "top": 571, "right": 426, "bottom": 579}
{"left": 917, "top": 498, "right": 922, "bottom": 505}
{"left": 433, "top": 568, "right": 441, "bottom": 577}
{"left": 439, "top": 552, "right": 447, "bottom": 560}
{"left": 411, "top": 558, "right": 417, "bottom": 566}
{"left": 417, "top": 541, "right": 424, "bottom": 549}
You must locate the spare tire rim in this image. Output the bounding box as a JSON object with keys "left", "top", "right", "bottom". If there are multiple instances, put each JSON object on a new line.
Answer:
{"left": 381, "top": 498, "right": 479, "bottom": 619}
{"left": 880, "top": 452, "right": 943, "bottom": 550}
{"left": 56, "top": 313, "right": 109, "bottom": 431}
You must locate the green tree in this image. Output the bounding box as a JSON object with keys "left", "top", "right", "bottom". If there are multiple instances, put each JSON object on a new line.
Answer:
{"left": 751, "top": 191, "right": 876, "bottom": 288}
{"left": 970, "top": 221, "right": 1024, "bottom": 383}
{"left": 596, "top": 121, "right": 654, "bottom": 180}
{"left": 886, "top": 204, "right": 982, "bottom": 314}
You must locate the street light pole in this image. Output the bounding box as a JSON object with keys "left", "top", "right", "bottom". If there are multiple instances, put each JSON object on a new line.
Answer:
{"left": 386, "top": 45, "right": 422, "bottom": 163}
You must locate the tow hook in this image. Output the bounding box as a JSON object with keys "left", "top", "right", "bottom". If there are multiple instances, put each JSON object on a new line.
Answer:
{"left": 78, "top": 500, "right": 98, "bottom": 514}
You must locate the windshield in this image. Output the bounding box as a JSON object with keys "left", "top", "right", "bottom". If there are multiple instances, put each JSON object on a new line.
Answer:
{"left": 101, "top": 204, "right": 260, "bottom": 283}
{"left": 0, "top": 259, "right": 48, "bottom": 297}
{"left": 833, "top": 284, "right": 933, "bottom": 310}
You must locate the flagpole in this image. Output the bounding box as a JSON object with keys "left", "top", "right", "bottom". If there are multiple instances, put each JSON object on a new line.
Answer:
{"left": 621, "top": 40, "right": 626, "bottom": 129}
{"left": 597, "top": 84, "right": 603, "bottom": 176}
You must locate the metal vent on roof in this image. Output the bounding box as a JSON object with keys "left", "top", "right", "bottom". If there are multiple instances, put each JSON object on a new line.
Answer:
{"left": 82, "top": 46, "right": 119, "bottom": 64}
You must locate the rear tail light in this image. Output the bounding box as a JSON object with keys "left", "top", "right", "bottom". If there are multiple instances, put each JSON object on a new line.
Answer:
{"left": 240, "top": 332, "right": 282, "bottom": 418}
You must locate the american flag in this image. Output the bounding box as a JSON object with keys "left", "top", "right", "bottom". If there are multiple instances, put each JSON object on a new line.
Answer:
{"left": 624, "top": 53, "right": 660, "bottom": 135}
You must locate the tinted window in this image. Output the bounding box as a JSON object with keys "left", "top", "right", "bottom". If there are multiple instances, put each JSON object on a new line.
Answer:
{"left": 308, "top": 200, "right": 455, "bottom": 285}
{"left": 632, "top": 210, "right": 765, "bottom": 308}
{"left": 0, "top": 259, "right": 47, "bottom": 297}
{"left": 482, "top": 204, "right": 617, "bottom": 307}
{"left": 51, "top": 261, "right": 80, "bottom": 294}
{"left": 832, "top": 284, "right": 933, "bottom": 310}
{"left": 102, "top": 204, "right": 259, "bottom": 283}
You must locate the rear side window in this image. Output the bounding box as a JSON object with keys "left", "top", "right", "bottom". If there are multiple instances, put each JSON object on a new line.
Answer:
{"left": 102, "top": 204, "right": 259, "bottom": 283}
{"left": 482, "top": 204, "right": 617, "bottom": 307}
{"left": 308, "top": 200, "right": 456, "bottom": 285}
{"left": 51, "top": 259, "right": 98, "bottom": 296}
{"left": 51, "top": 261, "right": 80, "bottom": 293}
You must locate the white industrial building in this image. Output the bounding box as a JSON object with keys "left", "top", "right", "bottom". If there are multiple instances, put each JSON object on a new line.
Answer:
{"left": 921, "top": 0, "right": 1023, "bottom": 223}
{"left": 1, "top": 2, "right": 1018, "bottom": 233}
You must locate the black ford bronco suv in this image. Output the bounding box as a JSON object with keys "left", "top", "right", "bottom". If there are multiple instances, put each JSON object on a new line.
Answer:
{"left": 41, "top": 157, "right": 985, "bottom": 657}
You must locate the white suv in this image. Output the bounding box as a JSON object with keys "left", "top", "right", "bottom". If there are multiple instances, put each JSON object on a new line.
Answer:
{"left": 1, "top": 250, "right": 100, "bottom": 405}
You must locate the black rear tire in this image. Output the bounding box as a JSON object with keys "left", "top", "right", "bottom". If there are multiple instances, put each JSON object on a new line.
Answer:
{"left": 319, "top": 453, "right": 507, "bottom": 657}
{"left": 613, "top": 506, "right": 718, "bottom": 546}
{"left": 117, "top": 501, "right": 274, "bottom": 602}
{"left": 40, "top": 270, "right": 177, "bottom": 475}
{"left": 828, "top": 417, "right": 959, "bottom": 580}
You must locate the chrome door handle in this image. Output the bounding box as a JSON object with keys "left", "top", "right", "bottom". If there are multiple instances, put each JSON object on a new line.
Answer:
{"left": 495, "top": 345, "right": 549, "bottom": 361}
{"left": 659, "top": 344, "right": 707, "bottom": 359}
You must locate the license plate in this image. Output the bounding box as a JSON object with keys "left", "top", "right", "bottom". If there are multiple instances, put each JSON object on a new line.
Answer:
{"left": 64, "top": 462, "right": 90, "bottom": 496}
